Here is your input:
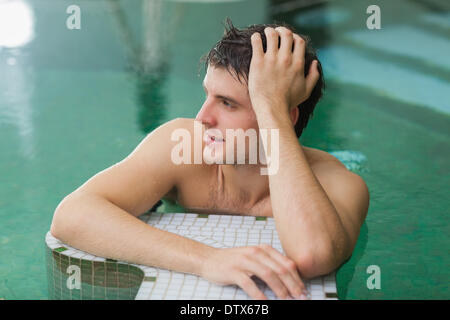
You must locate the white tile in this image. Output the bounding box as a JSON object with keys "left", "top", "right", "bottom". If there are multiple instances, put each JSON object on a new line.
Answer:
{"left": 151, "top": 292, "right": 165, "bottom": 299}
{"left": 168, "top": 282, "right": 183, "bottom": 290}
{"left": 166, "top": 289, "right": 180, "bottom": 298}
{"left": 140, "top": 281, "right": 155, "bottom": 289}
{"left": 171, "top": 274, "right": 184, "bottom": 280}
{"left": 156, "top": 278, "right": 170, "bottom": 285}
{"left": 325, "top": 283, "right": 336, "bottom": 291}
{"left": 311, "top": 292, "right": 325, "bottom": 300}
{"left": 47, "top": 210, "right": 338, "bottom": 301}
{"left": 209, "top": 286, "right": 222, "bottom": 293}
{"left": 91, "top": 256, "right": 105, "bottom": 262}
{"left": 223, "top": 287, "right": 236, "bottom": 294}
{"left": 207, "top": 292, "right": 221, "bottom": 299}
{"left": 310, "top": 284, "right": 323, "bottom": 291}
{"left": 152, "top": 287, "right": 166, "bottom": 294}
{"left": 135, "top": 293, "right": 148, "bottom": 300}
{"left": 252, "top": 225, "right": 265, "bottom": 229}
{"left": 139, "top": 288, "right": 152, "bottom": 295}
{"left": 235, "top": 292, "right": 249, "bottom": 299}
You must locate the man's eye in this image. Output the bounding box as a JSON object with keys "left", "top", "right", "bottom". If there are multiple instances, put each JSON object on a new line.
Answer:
{"left": 222, "top": 100, "right": 233, "bottom": 108}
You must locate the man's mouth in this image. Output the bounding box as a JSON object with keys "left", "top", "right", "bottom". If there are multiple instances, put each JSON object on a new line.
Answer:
{"left": 205, "top": 134, "right": 225, "bottom": 145}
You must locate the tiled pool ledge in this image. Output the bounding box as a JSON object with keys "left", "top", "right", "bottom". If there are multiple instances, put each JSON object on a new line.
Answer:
{"left": 45, "top": 212, "right": 338, "bottom": 300}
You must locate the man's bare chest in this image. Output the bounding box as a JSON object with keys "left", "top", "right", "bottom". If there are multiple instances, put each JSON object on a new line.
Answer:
{"left": 171, "top": 176, "right": 273, "bottom": 217}
{"left": 165, "top": 146, "right": 335, "bottom": 217}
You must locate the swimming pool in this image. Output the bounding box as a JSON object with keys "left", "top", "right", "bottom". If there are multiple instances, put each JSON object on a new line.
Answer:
{"left": 0, "top": 0, "right": 448, "bottom": 299}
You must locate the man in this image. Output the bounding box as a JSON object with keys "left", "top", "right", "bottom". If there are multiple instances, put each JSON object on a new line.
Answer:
{"left": 51, "top": 20, "right": 369, "bottom": 300}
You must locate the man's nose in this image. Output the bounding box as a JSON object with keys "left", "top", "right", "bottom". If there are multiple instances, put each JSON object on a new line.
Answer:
{"left": 195, "top": 100, "right": 217, "bottom": 127}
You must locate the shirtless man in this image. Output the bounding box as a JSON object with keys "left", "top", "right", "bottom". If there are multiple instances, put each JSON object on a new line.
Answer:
{"left": 50, "top": 21, "right": 369, "bottom": 300}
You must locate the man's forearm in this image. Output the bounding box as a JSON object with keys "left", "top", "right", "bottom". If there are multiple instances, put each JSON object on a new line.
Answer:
{"left": 255, "top": 104, "right": 350, "bottom": 276}
{"left": 51, "top": 192, "right": 214, "bottom": 276}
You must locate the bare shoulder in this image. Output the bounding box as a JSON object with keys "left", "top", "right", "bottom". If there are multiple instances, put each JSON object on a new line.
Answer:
{"left": 302, "top": 146, "right": 367, "bottom": 188}
{"left": 138, "top": 116, "right": 207, "bottom": 167}
{"left": 302, "top": 146, "right": 347, "bottom": 170}
{"left": 136, "top": 118, "right": 197, "bottom": 157}
{"left": 144, "top": 117, "right": 196, "bottom": 141}
{"left": 142, "top": 117, "right": 211, "bottom": 192}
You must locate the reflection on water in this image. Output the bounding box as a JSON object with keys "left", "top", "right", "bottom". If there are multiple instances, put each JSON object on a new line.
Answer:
{"left": 110, "top": 0, "right": 269, "bottom": 134}
{"left": 135, "top": 66, "right": 169, "bottom": 133}
{"left": 0, "top": 0, "right": 36, "bottom": 159}
{"left": 0, "top": 0, "right": 35, "bottom": 48}
{"left": 0, "top": 52, "right": 36, "bottom": 159}
{"left": 108, "top": 0, "right": 171, "bottom": 133}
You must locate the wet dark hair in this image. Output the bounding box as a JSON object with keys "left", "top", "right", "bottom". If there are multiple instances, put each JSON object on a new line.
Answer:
{"left": 201, "top": 18, "right": 325, "bottom": 138}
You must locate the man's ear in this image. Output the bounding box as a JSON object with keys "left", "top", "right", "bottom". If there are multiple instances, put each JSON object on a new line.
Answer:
{"left": 290, "top": 106, "right": 299, "bottom": 127}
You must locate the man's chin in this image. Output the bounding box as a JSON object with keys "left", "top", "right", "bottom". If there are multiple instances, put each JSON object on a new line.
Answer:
{"left": 202, "top": 145, "right": 225, "bottom": 164}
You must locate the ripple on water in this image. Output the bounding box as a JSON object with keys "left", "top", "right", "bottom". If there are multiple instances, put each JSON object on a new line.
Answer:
{"left": 328, "top": 150, "right": 369, "bottom": 173}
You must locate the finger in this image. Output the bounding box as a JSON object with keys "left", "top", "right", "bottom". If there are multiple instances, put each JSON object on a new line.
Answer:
{"left": 243, "top": 254, "right": 291, "bottom": 299}
{"left": 275, "top": 27, "right": 293, "bottom": 58}
{"left": 305, "top": 60, "right": 320, "bottom": 97}
{"left": 250, "top": 32, "right": 264, "bottom": 61}
{"left": 259, "top": 245, "right": 306, "bottom": 298}
{"left": 263, "top": 245, "right": 304, "bottom": 285}
{"left": 293, "top": 34, "right": 306, "bottom": 70}
{"left": 264, "top": 27, "right": 279, "bottom": 55}
{"left": 237, "top": 273, "right": 268, "bottom": 300}
{"left": 256, "top": 250, "right": 302, "bottom": 299}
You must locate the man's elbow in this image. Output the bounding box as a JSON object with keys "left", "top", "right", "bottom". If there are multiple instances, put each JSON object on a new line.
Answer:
{"left": 293, "top": 251, "right": 328, "bottom": 279}
{"left": 50, "top": 193, "right": 83, "bottom": 241}
{"left": 294, "top": 244, "right": 348, "bottom": 279}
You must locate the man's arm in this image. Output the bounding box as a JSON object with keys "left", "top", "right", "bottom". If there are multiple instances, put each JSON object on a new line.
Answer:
{"left": 256, "top": 112, "right": 368, "bottom": 278}
{"left": 52, "top": 118, "right": 309, "bottom": 300}
{"left": 50, "top": 118, "right": 215, "bottom": 276}
{"left": 248, "top": 27, "right": 369, "bottom": 278}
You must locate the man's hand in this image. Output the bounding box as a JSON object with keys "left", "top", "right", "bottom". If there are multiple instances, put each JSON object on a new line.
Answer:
{"left": 248, "top": 27, "right": 320, "bottom": 115}
{"left": 200, "top": 244, "right": 310, "bottom": 300}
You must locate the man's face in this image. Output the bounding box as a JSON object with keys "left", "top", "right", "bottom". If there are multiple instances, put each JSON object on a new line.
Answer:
{"left": 196, "top": 65, "right": 260, "bottom": 165}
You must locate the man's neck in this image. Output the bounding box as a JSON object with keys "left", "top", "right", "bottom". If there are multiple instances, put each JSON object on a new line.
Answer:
{"left": 220, "top": 163, "right": 270, "bottom": 207}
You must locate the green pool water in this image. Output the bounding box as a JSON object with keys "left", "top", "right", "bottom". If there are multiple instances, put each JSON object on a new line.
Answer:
{"left": 0, "top": 0, "right": 449, "bottom": 299}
